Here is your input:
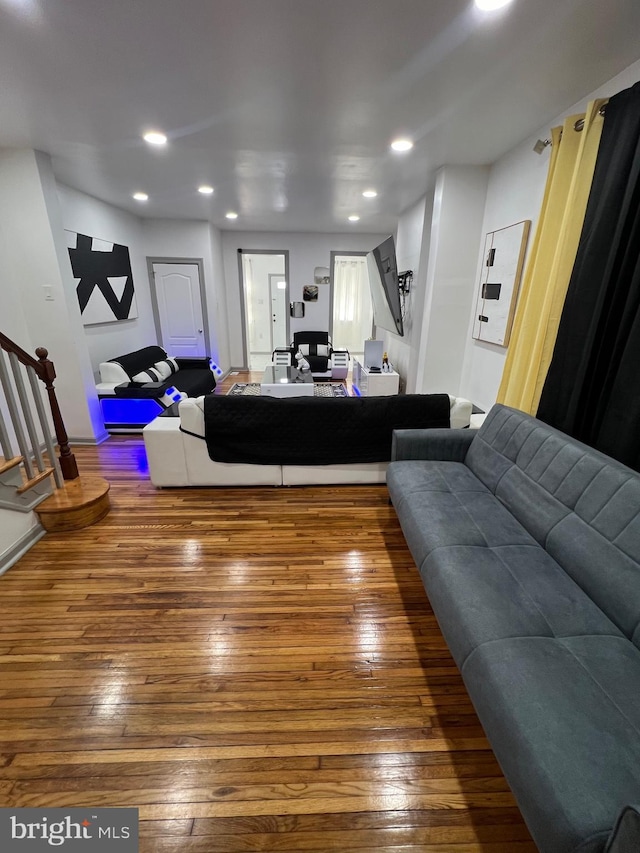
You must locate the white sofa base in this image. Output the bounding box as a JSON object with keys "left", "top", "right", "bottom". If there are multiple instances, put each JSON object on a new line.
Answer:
{"left": 282, "top": 461, "right": 389, "bottom": 486}
{"left": 143, "top": 395, "right": 472, "bottom": 488}
{"left": 144, "top": 417, "right": 282, "bottom": 487}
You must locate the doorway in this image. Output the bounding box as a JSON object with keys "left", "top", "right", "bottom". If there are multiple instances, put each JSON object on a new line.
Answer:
{"left": 269, "top": 273, "right": 288, "bottom": 350}
{"left": 239, "top": 251, "right": 288, "bottom": 371}
{"left": 330, "top": 253, "right": 373, "bottom": 363}
{"left": 149, "top": 260, "right": 209, "bottom": 357}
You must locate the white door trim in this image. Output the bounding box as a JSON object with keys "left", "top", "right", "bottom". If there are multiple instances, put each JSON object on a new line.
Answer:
{"left": 237, "top": 249, "right": 289, "bottom": 370}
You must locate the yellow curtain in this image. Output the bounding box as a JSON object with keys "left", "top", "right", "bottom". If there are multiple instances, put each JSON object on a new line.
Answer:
{"left": 497, "top": 99, "right": 607, "bottom": 413}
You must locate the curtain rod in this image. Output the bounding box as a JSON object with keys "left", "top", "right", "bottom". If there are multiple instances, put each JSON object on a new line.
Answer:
{"left": 533, "top": 103, "right": 608, "bottom": 153}
{"left": 574, "top": 103, "right": 607, "bottom": 132}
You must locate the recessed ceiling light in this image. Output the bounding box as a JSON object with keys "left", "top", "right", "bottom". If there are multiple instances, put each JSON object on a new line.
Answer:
{"left": 143, "top": 131, "right": 167, "bottom": 146}
{"left": 475, "top": 0, "right": 513, "bottom": 9}
{"left": 198, "top": 185, "right": 214, "bottom": 195}
{"left": 362, "top": 190, "right": 378, "bottom": 198}
{"left": 225, "top": 211, "right": 238, "bottom": 220}
{"left": 391, "top": 138, "right": 413, "bottom": 152}
{"left": 348, "top": 215, "right": 360, "bottom": 222}
{"left": 132, "top": 192, "right": 148, "bottom": 201}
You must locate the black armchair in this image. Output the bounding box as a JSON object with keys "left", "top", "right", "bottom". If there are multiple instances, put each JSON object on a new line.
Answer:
{"left": 273, "top": 331, "right": 349, "bottom": 379}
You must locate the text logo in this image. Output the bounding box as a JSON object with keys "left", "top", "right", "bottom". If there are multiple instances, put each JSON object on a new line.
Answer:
{"left": 0, "top": 808, "right": 138, "bottom": 851}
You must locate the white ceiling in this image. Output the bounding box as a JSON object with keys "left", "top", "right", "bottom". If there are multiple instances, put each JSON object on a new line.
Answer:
{"left": 1, "top": 0, "right": 639, "bottom": 234}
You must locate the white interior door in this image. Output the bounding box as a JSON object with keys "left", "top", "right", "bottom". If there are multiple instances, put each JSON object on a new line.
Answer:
{"left": 153, "top": 263, "right": 206, "bottom": 357}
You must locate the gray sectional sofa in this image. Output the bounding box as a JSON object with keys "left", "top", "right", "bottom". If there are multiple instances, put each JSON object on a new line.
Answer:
{"left": 386, "top": 404, "right": 640, "bottom": 853}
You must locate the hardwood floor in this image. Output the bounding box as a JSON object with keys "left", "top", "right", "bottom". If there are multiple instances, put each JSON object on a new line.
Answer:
{"left": 0, "top": 373, "right": 536, "bottom": 851}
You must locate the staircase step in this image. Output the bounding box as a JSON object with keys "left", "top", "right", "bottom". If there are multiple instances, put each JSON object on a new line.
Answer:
{"left": 35, "top": 475, "right": 110, "bottom": 532}
{"left": 16, "top": 467, "right": 55, "bottom": 494}
{"left": 0, "top": 456, "right": 24, "bottom": 475}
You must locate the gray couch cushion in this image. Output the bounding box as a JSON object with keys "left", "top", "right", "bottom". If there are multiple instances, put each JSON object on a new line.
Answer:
{"left": 422, "top": 544, "right": 623, "bottom": 668}
{"left": 547, "top": 513, "right": 640, "bottom": 647}
{"left": 467, "top": 406, "right": 640, "bottom": 646}
{"left": 387, "top": 462, "right": 536, "bottom": 571}
{"left": 386, "top": 459, "right": 488, "bottom": 501}
{"left": 462, "top": 635, "right": 640, "bottom": 853}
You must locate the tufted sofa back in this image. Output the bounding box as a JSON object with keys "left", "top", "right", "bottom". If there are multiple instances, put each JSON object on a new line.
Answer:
{"left": 466, "top": 405, "right": 640, "bottom": 646}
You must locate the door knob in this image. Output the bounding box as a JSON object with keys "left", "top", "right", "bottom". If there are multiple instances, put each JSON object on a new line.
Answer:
{"left": 198, "top": 329, "right": 203, "bottom": 333}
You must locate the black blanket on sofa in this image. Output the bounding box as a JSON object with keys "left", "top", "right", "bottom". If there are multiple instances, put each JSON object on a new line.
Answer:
{"left": 202, "top": 394, "right": 451, "bottom": 465}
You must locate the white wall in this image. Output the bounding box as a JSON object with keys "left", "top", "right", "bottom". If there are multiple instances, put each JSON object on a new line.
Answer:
{"left": 384, "top": 197, "right": 429, "bottom": 390}
{"left": 222, "top": 231, "right": 387, "bottom": 368}
{"left": 459, "top": 57, "right": 640, "bottom": 412}
{"left": 142, "top": 219, "right": 229, "bottom": 372}
{"left": 58, "top": 191, "right": 230, "bottom": 378}
{"left": 0, "top": 509, "right": 42, "bottom": 575}
{"left": 0, "top": 221, "right": 33, "bottom": 448}
{"left": 416, "top": 165, "right": 489, "bottom": 396}
{"left": 58, "top": 185, "right": 155, "bottom": 379}
{"left": 457, "top": 145, "right": 548, "bottom": 410}
{"left": 0, "top": 151, "right": 101, "bottom": 441}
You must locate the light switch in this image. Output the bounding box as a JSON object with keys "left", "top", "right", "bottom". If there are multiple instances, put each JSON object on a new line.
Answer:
{"left": 43, "top": 286, "right": 54, "bottom": 301}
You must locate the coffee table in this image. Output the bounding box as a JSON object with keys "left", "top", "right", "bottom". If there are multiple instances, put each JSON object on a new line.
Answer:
{"left": 260, "top": 366, "right": 314, "bottom": 397}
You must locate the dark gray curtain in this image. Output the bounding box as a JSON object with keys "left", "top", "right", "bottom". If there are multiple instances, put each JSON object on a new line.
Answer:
{"left": 537, "top": 80, "right": 640, "bottom": 470}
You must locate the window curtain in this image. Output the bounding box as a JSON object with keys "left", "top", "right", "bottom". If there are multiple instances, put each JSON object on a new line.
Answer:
{"left": 537, "top": 81, "right": 640, "bottom": 470}
{"left": 332, "top": 257, "right": 373, "bottom": 354}
{"left": 496, "top": 100, "right": 606, "bottom": 413}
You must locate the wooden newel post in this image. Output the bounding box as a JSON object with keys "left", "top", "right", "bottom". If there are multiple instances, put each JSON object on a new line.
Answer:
{"left": 35, "top": 347, "right": 79, "bottom": 481}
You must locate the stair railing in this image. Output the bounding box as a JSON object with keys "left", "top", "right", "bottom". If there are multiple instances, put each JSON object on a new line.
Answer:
{"left": 0, "top": 332, "right": 79, "bottom": 495}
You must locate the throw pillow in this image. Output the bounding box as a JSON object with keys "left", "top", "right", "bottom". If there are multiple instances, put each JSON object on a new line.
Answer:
{"left": 132, "top": 368, "right": 162, "bottom": 383}
{"left": 152, "top": 358, "right": 179, "bottom": 379}
{"left": 298, "top": 344, "right": 329, "bottom": 358}
{"left": 153, "top": 362, "right": 171, "bottom": 380}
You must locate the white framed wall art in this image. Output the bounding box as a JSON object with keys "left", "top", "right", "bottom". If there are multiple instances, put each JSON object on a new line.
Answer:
{"left": 66, "top": 231, "right": 138, "bottom": 326}
{"left": 472, "top": 220, "right": 530, "bottom": 347}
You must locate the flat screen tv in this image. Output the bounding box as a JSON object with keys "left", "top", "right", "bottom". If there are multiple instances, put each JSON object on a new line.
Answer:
{"left": 366, "top": 235, "right": 404, "bottom": 337}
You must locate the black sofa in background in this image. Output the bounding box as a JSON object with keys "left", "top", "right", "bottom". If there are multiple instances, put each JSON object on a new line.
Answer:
{"left": 96, "top": 345, "right": 216, "bottom": 432}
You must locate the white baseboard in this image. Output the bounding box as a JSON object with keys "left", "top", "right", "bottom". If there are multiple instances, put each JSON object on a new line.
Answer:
{"left": 0, "top": 523, "right": 46, "bottom": 577}
{"left": 68, "top": 430, "right": 110, "bottom": 445}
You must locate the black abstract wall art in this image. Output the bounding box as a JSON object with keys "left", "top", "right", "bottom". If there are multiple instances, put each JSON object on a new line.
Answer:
{"left": 67, "top": 231, "right": 138, "bottom": 325}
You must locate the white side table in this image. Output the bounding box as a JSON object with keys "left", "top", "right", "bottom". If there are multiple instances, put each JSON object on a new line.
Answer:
{"left": 352, "top": 359, "right": 400, "bottom": 396}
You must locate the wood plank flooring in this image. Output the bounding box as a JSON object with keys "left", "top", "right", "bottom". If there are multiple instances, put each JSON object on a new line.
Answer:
{"left": 0, "top": 373, "right": 536, "bottom": 851}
